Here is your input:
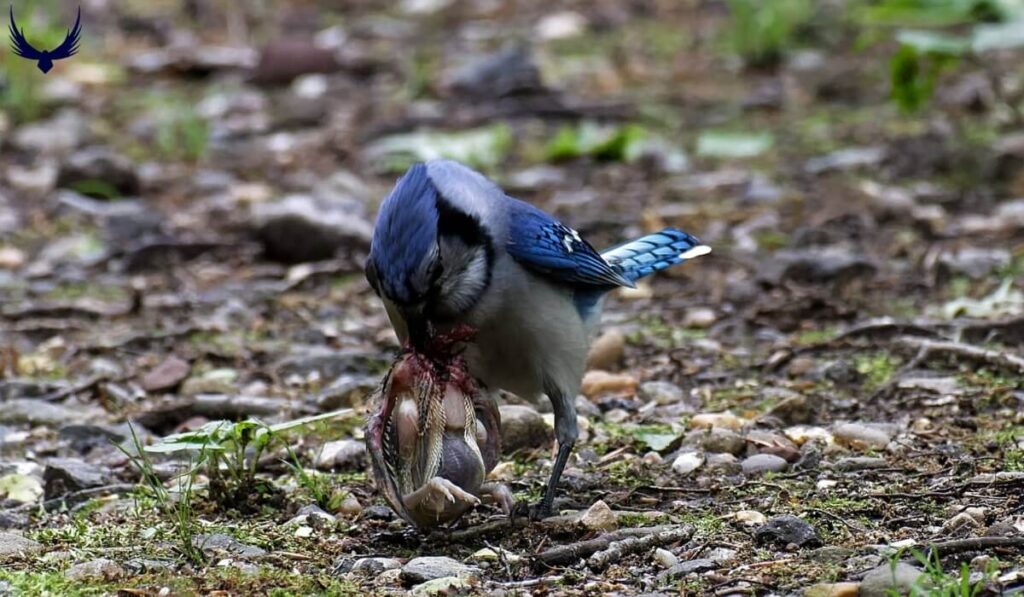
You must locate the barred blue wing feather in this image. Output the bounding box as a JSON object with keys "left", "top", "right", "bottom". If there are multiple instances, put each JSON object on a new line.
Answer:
{"left": 601, "top": 228, "right": 710, "bottom": 282}
{"left": 505, "top": 198, "right": 634, "bottom": 289}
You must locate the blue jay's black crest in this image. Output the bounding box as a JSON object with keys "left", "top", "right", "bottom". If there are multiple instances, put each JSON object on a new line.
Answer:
{"left": 367, "top": 163, "right": 441, "bottom": 306}
{"left": 8, "top": 5, "right": 82, "bottom": 74}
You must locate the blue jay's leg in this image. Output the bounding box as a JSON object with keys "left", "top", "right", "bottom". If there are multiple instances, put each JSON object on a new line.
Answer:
{"left": 535, "top": 384, "right": 578, "bottom": 519}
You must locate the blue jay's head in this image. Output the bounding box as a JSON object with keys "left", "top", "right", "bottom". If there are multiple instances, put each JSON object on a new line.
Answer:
{"left": 366, "top": 163, "right": 494, "bottom": 348}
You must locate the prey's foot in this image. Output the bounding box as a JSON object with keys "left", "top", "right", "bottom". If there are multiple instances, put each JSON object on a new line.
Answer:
{"left": 402, "top": 476, "right": 480, "bottom": 527}
{"left": 481, "top": 482, "right": 514, "bottom": 514}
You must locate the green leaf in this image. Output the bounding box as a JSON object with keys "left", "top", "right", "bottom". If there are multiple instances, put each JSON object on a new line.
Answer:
{"left": 972, "top": 19, "right": 1024, "bottom": 51}
{"left": 269, "top": 408, "right": 356, "bottom": 434}
{"left": 367, "top": 124, "right": 513, "bottom": 173}
{"left": 895, "top": 29, "right": 971, "bottom": 55}
{"left": 696, "top": 131, "right": 774, "bottom": 158}
{"left": 636, "top": 433, "right": 680, "bottom": 452}
{"left": 0, "top": 473, "right": 43, "bottom": 504}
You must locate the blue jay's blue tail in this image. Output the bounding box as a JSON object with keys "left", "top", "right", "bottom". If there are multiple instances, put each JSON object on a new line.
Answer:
{"left": 601, "top": 228, "right": 711, "bottom": 283}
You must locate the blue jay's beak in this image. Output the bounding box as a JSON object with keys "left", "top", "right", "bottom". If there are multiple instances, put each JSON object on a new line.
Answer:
{"left": 402, "top": 305, "right": 430, "bottom": 352}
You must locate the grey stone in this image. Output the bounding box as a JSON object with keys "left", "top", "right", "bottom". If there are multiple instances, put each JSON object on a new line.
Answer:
{"left": 140, "top": 356, "right": 191, "bottom": 392}
{"left": 43, "top": 459, "right": 112, "bottom": 499}
{"left": 701, "top": 429, "right": 746, "bottom": 456}
{"left": 193, "top": 533, "right": 266, "bottom": 558}
{"left": 833, "top": 423, "right": 892, "bottom": 450}
{"left": 401, "top": 556, "right": 476, "bottom": 585}
{"left": 763, "top": 247, "right": 877, "bottom": 285}
{"left": 59, "top": 424, "right": 128, "bottom": 454}
{"left": 316, "top": 374, "right": 378, "bottom": 411}
{"left": 0, "top": 399, "right": 85, "bottom": 426}
{"left": 360, "top": 505, "right": 396, "bottom": 521}
{"left": 805, "top": 146, "right": 885, "bottom": 174}
{"left": 658, "top": 558, "right": 717, "bottom": 580}
{"left": 0, "top": 532, "right": 42, "bottom": 560}
{"left": 639, "top": 381, "right": 684, "bottom": 406}
{"left": 57, "top": 147, "right": 139, "bottom": 198}
{"left": 443, "top": 45, "right": 543, "bottom": 99}
{"left": 741, "top": 454, "right": 789, "bottom": 476}
{"left": 253, "top": 194, "right": 372, "bottom": 263}
{"left": 754, "top": 515, "right": 820, "bottom": 548}
{"left": 64, "top": 558, "right": 124, "bottom": 581}
{"left": 860, "top": 562, "right": 925, "bottom": 597}
{"left": 834, "top": 456, "right": 888, "bottom": 471}
{"left": 351, "top": 557, "right": 402, "bottom": 577}
{"left": 499, "top": 405, "right": 553, "bottom": 452}
{"left": 315, "top": 439, "right": 367, "bottom": 471}
{"left": 938, "top": 248, "right": 1011, "bottom": 279}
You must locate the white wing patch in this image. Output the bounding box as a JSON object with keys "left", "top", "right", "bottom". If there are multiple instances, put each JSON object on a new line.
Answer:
{"left": 562, "top": 234, "right": 574, "bottom": 253}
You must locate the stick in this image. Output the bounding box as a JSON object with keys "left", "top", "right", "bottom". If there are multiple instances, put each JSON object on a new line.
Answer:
{"left": 534, "top": 525, "right": 682, "bottom": 567}
{"left": 892, "top": 336, "right": 1024, "bottom": 374}
{"left": 927, "top": 536, "right": 1024, "bottom": 555}
{"left": 587, "top": 526, "right": 693, "bottom": 570}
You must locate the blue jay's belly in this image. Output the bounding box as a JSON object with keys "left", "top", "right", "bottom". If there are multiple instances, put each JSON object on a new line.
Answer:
{"left": 458, "top": 270, "right": 593, "bottom": 403}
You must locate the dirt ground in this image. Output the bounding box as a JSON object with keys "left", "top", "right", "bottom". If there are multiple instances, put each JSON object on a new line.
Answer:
{"left": 0, "top": 1, "right": 1023, "bottom": 595}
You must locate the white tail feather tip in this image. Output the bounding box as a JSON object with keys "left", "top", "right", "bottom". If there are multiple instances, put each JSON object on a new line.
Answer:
{"left": 679, "top": 245, "right": 712, "bottom": 260}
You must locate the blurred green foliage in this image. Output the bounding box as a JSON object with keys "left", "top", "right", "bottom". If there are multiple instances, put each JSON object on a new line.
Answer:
{"left": 725, "top": 0, "right": 814, "bottom": 67}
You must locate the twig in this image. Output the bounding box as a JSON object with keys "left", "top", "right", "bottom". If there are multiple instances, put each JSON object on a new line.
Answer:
{"left": 534, "top": 525, "right": 682, "bottom": 567}
{"left": 445, "top": 516, "right": 530, "bottom": 543}
{"left": 5, "top": 483, "right": 139, "bottom": 514}
{"left": 493, "top": 575, "right": 565, "bottom": 589}
{"left": 802, "top": 507, "right": 867, "bottom": 533}
{"left": 587, "top": 526, "right": 693, "bottom": 570}
{"left": 891, "top": 336, "right": 1024, "bottom": 375}
{"left": 926, "top": 536, "right": 1024, "bottom": 556}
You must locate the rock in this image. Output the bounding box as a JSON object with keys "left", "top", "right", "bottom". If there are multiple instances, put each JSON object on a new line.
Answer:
{"left": 805, "top": 146, "right": 885, "bottom": 175}
{"left": 316, "top": 375, "right": 378, "bottom": 410}
{"left": 700, "top": 429, "right": 746, "bottom": 455}
{"left": 536, "top": 11, "right": 587, "bottom": 40}
{"left": 57, "top": 147, "right": 139, "bottom": 198}
{"left": 140, "top": 356, "right": 191, "bottom": 392}
{"left": 442, "top": 45, "right": 543, "bottom": 99}
{"left": 580, "top": 370, "right": 638, "bottom": 398}
{"left": 683, "top": 307, "right": 717, "bottom": 329}
{"left": 578, "top": 500, "right": 617, "bottom": 531}
{"left": 765, "top": 394, "right": 814, "bottom": 425}
{"left": 180, "top": 376, "right": 235, "bottom": 396}
{"left": 193, "top": 533, "right": 266, "bottom": 558}
{"left": 706, "top": 547, "right": 738, "bottom": 563}
{"left": 705, "top": 453, "right": 740, "bottom": 472}
{"left": 653, "top": 548, "right": 678, "bottom": 568}
{"left": 43, "top": 459, "right": 111, "bottom": 499}
{"left": 690, "top": 412, "right": 745, "bottom": 431}
{"left": 735, "top": 510, "right": 767, "bottom": 526}
{"left": 411, "top": 576, "right": 474, "bottom": 595}
{"left": 59, "top": 423, "right": 130, "bottom": 454}
{"left": 754, "top": 515, "right": 820, "bottom": 548}
{"left": 0, "top": 532, "right": 42, "bottom": 560}
{"left": 834, "top": 456, "right": 887, "bottom": 471}
{"left": 742, "top": 454, "right": 789, "bottom": 475}
{"left": 0, "top": 399, "right": 85, "bottom": 426}
{"left": 64, "top": 558, "right": 124, "bottom": 581}
{"left": 11, "top": 110, "right": 86, "bottom": 155}
{"left": 763, "top": 248, "right": 877, "bottom": 285}
{"left": 659, "top": 559, "right": 717, "bottom": 580}
{"left": 860, "top": 562, "right": 925, "bottom": 597}
{"left": 586, "top": 329, "right": 626, "bottom": 371}
{"left": 833, "top": 423, "right": 892, "bottom": 451}
{"left": 938, "top": 247, "right": 1011, "bottom": 279}
{"left": 671, "top": 452, "right": 704, "bottom": 476}
{"left": 499, "top": 405, "right": 552, "bottom": 452}
{"left": 351, "top": 557, "right": 402, "bottom": 577}
{"left": 360, "top": 505, "right": 395, "bottom": 521}
{"left": 942, "top": 512, "right": 982, "bottom": 534}
{"left": 745, "top": 429, "right": 800, "bottom": 461}
{"left": 639, "top": 381, "right": 684, "bottom": 406}
{"left": 251, "top": 40, "right": 340, "bottom": 85}
{"left": 0, "top": 247, "right": 25, "bottom": 269}
{"left": 336, "top": 494, "right": 362, "bottom": 518}
{"left": 253, "top": 194, "right": 372, "bottom": 264}
{"left": 804, "top": 582, "right": 860, "bottom": 597}
{"left": 401, "top": 556, "right": 475, "bottom": 585}
{"left": 315, "top": 439, "right": 367, "bottom": 470}
{"left": 984, "top": 520, "right": 1020, "bottom": 537}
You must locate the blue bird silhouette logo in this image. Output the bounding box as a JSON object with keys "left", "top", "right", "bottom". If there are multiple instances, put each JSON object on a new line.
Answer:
{"left": 8, "top": 5, "right": 81, "bottom": 73}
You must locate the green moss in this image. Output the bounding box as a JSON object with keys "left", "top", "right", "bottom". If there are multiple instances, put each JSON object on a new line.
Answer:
{"left": 854, "top": 352, "right": 900, "bottom": 390}
{"left": 679, "top": 511, "right": 726, "bottom": 536}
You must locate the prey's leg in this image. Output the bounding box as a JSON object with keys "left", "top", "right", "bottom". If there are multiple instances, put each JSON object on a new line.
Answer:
{"left": 480, "top": 482, "right": 514, "bottom": 514}
{"left": 402, "top": 476, "right": 480, "bottom": 516}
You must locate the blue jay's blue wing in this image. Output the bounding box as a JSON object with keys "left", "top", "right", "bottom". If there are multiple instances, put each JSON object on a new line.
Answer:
{"left": 505, "top": 198, "right": 634, "bottom": 289}
{"left": 601, "top": 228, "right": 710, "bottom": 283}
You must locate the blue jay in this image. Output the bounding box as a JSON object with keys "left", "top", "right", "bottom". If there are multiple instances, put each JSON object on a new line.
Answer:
{"left": 365, "top": 159, "right": 710, "bottom": 517}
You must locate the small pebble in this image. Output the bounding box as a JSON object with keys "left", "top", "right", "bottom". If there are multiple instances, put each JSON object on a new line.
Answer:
{"left": 690, "top": 412, "right": 745, "bottom": 431}
{"left": 804, "top": 582, "right": 860, "bottom": 597}
{"left": 579, "top": 500, "right": 617, "bottom": 531}
{"left": 671, "top": 452, "right": 704, "bottom": 476}
{"left": 860, "top": 562, "right": 925, "bottom": 597}
{"left": 734, "top": 510, "right": 766, "bottom": 526}
{"left": 832, "top": 423, "right": 892, "bottom": 451}
{"left": 653, "top": 547, "right": 678, "bottom": 568}
{"left": 585, "top": 329, "right": 625, "bottom": 371}
{"left": 580, "top": 370, "right": 638, "bottom": 398}
{"left": 741, "top": 454, "right": 789, "bottom": 475}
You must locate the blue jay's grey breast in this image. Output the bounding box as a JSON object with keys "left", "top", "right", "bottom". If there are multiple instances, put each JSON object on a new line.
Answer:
{"left": 459, "top": 262, "right": 590, "bottom": 402}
